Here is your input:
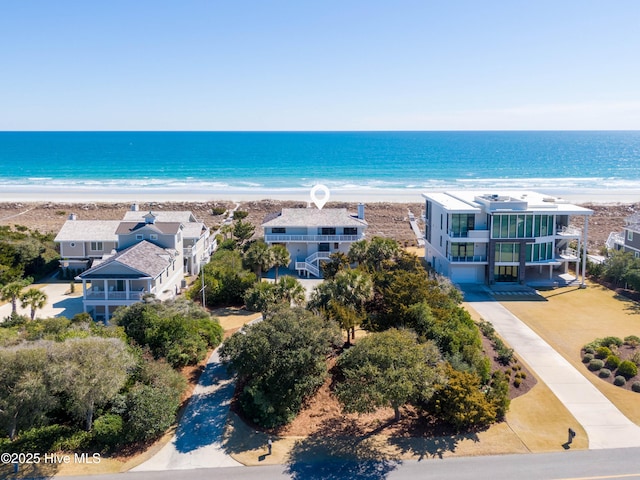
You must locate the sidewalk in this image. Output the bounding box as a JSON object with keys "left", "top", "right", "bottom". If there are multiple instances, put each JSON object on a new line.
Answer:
{"left": 131, "top": 349, "right": 243, "bottom": 471}
{"left": 463, "top": 285, "right": 640, "bottom": 450}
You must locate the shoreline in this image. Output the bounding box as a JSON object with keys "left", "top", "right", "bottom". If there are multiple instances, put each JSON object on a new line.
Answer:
{"left": 0, "top": 186, "right": 637, "bottom": 205}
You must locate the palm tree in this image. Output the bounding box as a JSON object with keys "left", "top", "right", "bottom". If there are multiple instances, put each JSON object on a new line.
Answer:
{"left": 347, "top": 240, "right": 369, "bottom": 266}
{"left": 1, "top": 278, "right": 32, "bottom": 314}
{"left": 20, "top": 287, "right": 47, "bottom": 321}
{"left": 243, "top": 241, "right": 274, "bottom": 280}
{"left": 276, "top": 276, "right": 306, "bottom": 306}
{"left": 330, "top": 269, "right": 373, "bottom": 340}
{"left": 271, "top": 245, "right": 290, "bottom": 282}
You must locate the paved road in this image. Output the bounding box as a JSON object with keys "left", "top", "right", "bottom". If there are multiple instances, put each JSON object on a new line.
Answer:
{"left": 463, "top": 284, "right": 640, "bottom": 450}
{"left": 60, "top": 447, "right": 640, "bottom": 480}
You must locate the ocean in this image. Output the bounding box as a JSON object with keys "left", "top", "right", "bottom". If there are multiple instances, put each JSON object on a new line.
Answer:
{"left": 0, "top": 131, "right": 639, "bottom": 196}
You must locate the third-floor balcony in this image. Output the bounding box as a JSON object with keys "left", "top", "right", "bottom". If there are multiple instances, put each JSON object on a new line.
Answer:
{"left": 265, "top": 234, "right": 364, "bottom": 243}
{"left": 448, "top": 229, "right": 490, "bottom": 241}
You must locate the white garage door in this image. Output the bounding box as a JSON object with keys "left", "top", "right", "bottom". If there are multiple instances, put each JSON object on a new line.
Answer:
{"left": 451, "top": 265, "right": 482, "bottom": 283}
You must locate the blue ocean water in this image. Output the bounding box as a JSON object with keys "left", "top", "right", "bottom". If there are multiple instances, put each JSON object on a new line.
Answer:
{"left": 0, "top": 131, "right": 639, "bottom": 193}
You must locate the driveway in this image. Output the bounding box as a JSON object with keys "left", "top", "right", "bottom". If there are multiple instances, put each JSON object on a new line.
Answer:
{"left": 0, "top": 281, "right": 84, "bottom": 322}
{"left": 132, "top": 349, "right": 242, "bottom": 471}
{"left": 462, "top": 284, "right": 640, "bottom": 450}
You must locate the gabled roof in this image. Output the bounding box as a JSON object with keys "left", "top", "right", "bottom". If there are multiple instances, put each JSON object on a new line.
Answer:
{"left": 262, "top": 208, "right": 368, "bottom": 228}
{"left": 115, "top": 222, "right": 183, "bottom": 235}
{"left": 79, "top": 241, "right": 176, "bottom": 279}
{"left": 122, "top": 210, "right": 197, "bottom": 223}
{"left": 54, "top": 220, "right": 121, "bottom": 242}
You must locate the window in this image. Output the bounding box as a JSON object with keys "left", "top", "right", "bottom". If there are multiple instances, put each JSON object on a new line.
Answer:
{"left": 272, "top": 227, "right": 286, "bottom": 234}
{"left": 321, "top": 227, "right": 336, "bottom": 235}
{"left": 136, "top": 234, "right": 143, "bottom": 240}
{"left": 451, "top": 214, "right": 475, "bottom": 237}
{"left": 319, "top": 243, "right": 330, "bottom": 252}
{"left": 494, "top": 242, "right": 520, "bottom": 262}
{"left": 450, "top": 242, "right": 474, "bottom": 260}
{"left": 69, "top": 242, "right": 76, "bottom": 248}
{"left": 628, "top": 230, "right": 634, "bottom": 242}
{"left": 344, "top": 227, "right": 357, "bottom": 235}
{"left": 150, "top": 234, "right": 158, "bottom": 240}
{"left": 90, "top": 241, "right": 103, "bottom": 251}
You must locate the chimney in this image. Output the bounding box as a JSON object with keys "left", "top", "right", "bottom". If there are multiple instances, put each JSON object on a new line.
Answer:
{"left": 68, "top": 213, "right": 77, "bottom": 221}
{"left": 357, "top": 203, "right": 365, "bottom": 220}
{"left": 131, "top": 203, "right": 139, "bottom": 211}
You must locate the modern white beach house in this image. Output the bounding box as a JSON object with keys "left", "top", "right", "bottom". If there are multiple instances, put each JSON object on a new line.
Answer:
{"left": 55, "top": 206, "right": 215, "bottom": 321}
{"left": 262, "top": 205, "right": 367, "bottom": 278}
{"left": 422, "top": 191, "right": 593, "bottom": 286}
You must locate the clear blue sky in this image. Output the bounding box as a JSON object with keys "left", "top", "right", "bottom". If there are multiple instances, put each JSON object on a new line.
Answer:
{"left": 1, "top": 1, "right": 639, "bottom": 130}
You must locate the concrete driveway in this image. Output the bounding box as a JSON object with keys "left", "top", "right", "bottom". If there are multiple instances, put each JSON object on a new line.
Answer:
{"left": 0, "top": 281, "right": 84, "bottom": 322}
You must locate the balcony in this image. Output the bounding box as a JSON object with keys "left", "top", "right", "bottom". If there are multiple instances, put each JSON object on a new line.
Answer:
{"left": 557, "top": 225, "right": 582, "bottom": 237}
{"left": 265, "top": 234, "right": 364, "bottom": 243}
{"left": 448, "top": 255, "right": 487, "bottom": 263}
{"left": 85, "top": 288, "right": 145, "bottom": 301}
{"left": 448, "top": 229, "right": 489, "bottom": 241}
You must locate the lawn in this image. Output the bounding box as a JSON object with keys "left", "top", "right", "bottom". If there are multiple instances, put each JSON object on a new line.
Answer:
{"left": 501, "top": 281, "right": 640, "bottom": 425}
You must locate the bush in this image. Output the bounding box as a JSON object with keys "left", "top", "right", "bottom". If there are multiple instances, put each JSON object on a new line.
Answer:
{"left": 624, "top": 335, "right": 640, "bottom": 347}
{"left": 632, "top": 382, "right": 640, "bottom": 393}
{"left": 582, "top": 353, "right": 594, "bottom": 363}
{"left": 601, "top": 336, "right": 624, "bottom": 348}
{"left": 584, "top": 346, "right": 596, "bottom": 354}
{"left": 632, "top": 351, "right": 640, "bottom": 366}
{"left": 599, "top": 368, "right": 612, "bottom": 378}
{"left": 605, "top": 355, "right": 621, "bottom": 369}
{"left": 93, "top": 414, "right": 124, "bottom": 449}
{"left": 617, "top": 360, "right": 638, "bottom": 379}
{"left": 53, "top": 430, "right": 94, "bottom": 452}
{"left": 233, "top": 210, "right": 249, "bottom": 220}
{"left": 588, "top": 359, "right": 604, "bottom": 371}
{"left": 614, "top": 375, "right": 626, "bottom": 386}
{"left": 496, "top": 346, "right": 514, "bottom": 366}
{"left": 513, "top": 378, "right": 521, "bottom": 388}
{"left": 211, "top": 206, "right": 227, "bottom": 215}
{"left": 595, "top": 346, "right": 612, "bottom": 359}
{"left": 519, "top": 371, "right": 527, "bottom": 379}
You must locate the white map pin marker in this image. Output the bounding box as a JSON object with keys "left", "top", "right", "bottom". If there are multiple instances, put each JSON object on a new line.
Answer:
{"left": 310, "top": 184, "right": 330, "bottom": 210}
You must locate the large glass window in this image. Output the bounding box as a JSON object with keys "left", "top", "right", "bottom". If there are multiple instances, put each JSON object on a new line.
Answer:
{"left": 495, "top": 242, "right": 520, "bottom": 262}
{"left": 450, "top": 242, "right": 474, "bottom": 260}
{"left": 451, "top": 214, "right": 475, "bottom": 237}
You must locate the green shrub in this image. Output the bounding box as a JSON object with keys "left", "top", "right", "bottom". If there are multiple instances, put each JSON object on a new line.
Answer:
{"left": 582, "top": 353, "right": 594, "bottom": 363}
{"left": 601, "top": 336, "right": 624, "bottom": 348}
{"left": 233, "top": 210, "right": 249, "bottom": 220}
{"left": 519, "top": 371, "right": 527, "bottom": 380}
{"left": 496, "top": 346, "right": 514, "bottom": 366}
{"left": 513, "top": 378, "right": 521, "bottom": 388}
{"left": 52, "top": 430, "right": 94, "bottom": 452}
{"left": 595, "top": 346, "right": 612, "bottom": 359}
{"left": 3, "top": 425, "right": 72, "bottom": 453}
{"left": 614, "top": 375, "right": 626, "bottom": 386}
{"left": 624, "top": 335, "right": 640, "bottom": 347}
{"left": 605, "top": 355, "right": 621, "bottom": 369}
{"left": 211, "top": 206, "right": 227, "bottom": 215}
{"left": 93, "top": 413, "right": 124, "bottom": 449}
{"left": 584, "top": 346, "right": 596, "bottom": 354}
{"left": 632, "top": 382, "right": 640, "bottom": 393}
{"left": 588, "top": 359, "right": 604, "bottom": 371}
{"left": 617, "top": 360, "right": 638, "bottom": 379}
{"left": 599, "top": 368, "right": 612, "bottom": 378}
{"left": 632, "top": 351, "right": 640, "bottom": 366}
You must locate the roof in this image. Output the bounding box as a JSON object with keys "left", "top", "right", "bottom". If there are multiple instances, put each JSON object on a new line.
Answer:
{"left": 423, "top": 191, "right": 593, "bottom": 216}
{"left": 115, "top": 222, "right": 183, "bottom": 235}
{"left": 80, "top": 240, "right": 176, "bottom": 279}
{"left": 122, "top": 210, "right": 196, "bottom": 223}
{"left": 181, "top": 222, "right": 206, "bottom": 239}
{"left": 54, "top": 220, "right": 120, "bottom": 242}
{"left": 261, "top": 208, "right": 368, "bottom": 228}
{"left": 422, "top": 192, "right": 480, "bottom": 213}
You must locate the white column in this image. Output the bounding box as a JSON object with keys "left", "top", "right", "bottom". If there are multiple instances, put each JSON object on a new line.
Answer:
{"left": 103, "top": 279, "right": 108, "bottom": 299}
{"left": 581, "top": 216, "right": 589, "bottom": 288}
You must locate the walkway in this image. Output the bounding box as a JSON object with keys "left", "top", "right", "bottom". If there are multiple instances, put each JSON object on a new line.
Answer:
{"left": 132, "top": 349, "right": 242, "bottom": 471}
{"left": 463, "top": 285, "right": 640, "bottom": 450}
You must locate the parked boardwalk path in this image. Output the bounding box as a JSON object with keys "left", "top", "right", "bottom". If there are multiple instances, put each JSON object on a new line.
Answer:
{"left": 132, "top": 349, "right": 242, "bottom": 471}
{"left": 463, "top": 285, "right": 640, "bottom": 450}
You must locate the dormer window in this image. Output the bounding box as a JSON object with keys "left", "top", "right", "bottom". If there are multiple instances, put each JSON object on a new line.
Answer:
{"left": 90, "top": 241, "right": 103, "bottom": 251}
{"left": 150, "top": 234, "right": 158, "bottom": 240}
{"left": 136, "top": 234, "right": 143, "bottom": 240}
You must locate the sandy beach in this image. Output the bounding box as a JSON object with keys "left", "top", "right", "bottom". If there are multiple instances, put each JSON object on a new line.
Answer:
{"left": 0, "top": 187, "right": 638, "bottom": 250}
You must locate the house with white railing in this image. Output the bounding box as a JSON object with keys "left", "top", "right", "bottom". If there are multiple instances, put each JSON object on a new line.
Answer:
{"left": 55, "top": 205, "right": 216, "bottom": 321}
{"left": 262, "top": 205, "right": 367, "bottom": 278}
{"left": 423, "top": 191, "right": 593, "bottom": 286}
{"left": 606, "top": 213, "right": 640, "bottom": 257}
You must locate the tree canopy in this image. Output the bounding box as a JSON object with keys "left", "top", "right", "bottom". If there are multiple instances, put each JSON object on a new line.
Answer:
{"left": 220, "top": 306, "right": 341, "bottom": 427}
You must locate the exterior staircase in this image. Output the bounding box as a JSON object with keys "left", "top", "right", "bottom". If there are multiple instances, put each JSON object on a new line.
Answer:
{"left": 294, "top": 251, "right": 331, "bottom": 278}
